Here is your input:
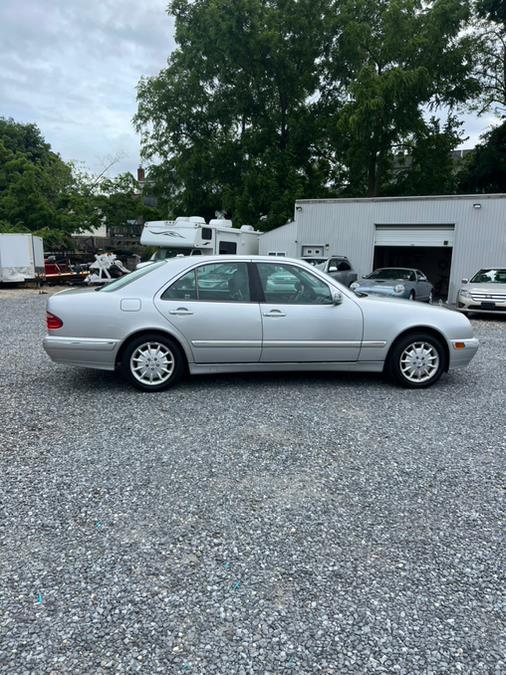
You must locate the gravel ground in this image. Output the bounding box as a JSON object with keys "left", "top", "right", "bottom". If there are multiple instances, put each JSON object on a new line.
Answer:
{"left": 0, "top": 290, "right": 504, "bottom": 674}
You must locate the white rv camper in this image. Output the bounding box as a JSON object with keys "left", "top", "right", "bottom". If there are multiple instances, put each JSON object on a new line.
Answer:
{"left": 0, "top": 233, "right": 44, "bottom": 283}
{"left": 139, "top": 216, "right": 261, "bottom": 267}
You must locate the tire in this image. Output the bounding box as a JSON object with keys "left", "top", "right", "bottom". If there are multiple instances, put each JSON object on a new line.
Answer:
{"left": 120, "top": 333, "right": 185, "bottom": 392}
{"left": 387, "top": 332, "right": 446, "bottom": 389}
{"left": 427, "top": 290, "right": 433, "bottom": 304}
{"left": 408, "top": 290, "right": 416, "bottom": 301}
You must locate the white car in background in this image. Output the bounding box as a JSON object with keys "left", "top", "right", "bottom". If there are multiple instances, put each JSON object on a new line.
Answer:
{"left": 457, "top": 268, "right": 506, "bottom": 315}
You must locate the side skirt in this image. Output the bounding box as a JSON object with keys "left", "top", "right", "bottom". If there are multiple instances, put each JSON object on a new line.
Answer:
{"left": 188, "top": 361, "right": 385, "bottom": 375}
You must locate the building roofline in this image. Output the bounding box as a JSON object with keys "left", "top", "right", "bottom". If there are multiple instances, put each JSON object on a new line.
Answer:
{"left": 295, "top": 193, "right": 506, "bottom": 205}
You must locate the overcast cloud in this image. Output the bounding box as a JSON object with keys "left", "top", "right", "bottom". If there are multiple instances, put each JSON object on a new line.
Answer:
{"left": 0, "top": 1, "right": 497, "bottom": 179}
{"left": 0, "top": 0, "right": 174, "bottom": 175}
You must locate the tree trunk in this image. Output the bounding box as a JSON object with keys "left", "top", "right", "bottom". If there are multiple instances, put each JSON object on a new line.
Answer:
{"left": 367, "top": 152, "right": 379, "bottom": 197}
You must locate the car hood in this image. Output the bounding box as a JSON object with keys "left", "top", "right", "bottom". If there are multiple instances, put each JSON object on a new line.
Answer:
{"left": 357, "top": 278, "right": 408, "bottom": 288}
{"left": 465, "top": 282, "right": 506, "bottom": 293}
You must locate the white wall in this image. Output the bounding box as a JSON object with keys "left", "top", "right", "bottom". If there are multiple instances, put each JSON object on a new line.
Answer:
{"left": 293, "top": 195, "right": 506, "bottom": 303}
{"left": 259, "top": 221, "right": 298, "bottom": 258}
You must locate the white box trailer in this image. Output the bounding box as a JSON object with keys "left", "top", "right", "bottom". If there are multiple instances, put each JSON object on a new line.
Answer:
{"left": 139, "top": 217, "right": 261, "bottom": 265}
{"left": 0, "top": 233, "right": 45, "bottom": 283}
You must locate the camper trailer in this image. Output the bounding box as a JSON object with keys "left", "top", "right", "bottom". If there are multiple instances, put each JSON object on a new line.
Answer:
{"left": 138, "top": 216, "right": 261, "bottom": 267}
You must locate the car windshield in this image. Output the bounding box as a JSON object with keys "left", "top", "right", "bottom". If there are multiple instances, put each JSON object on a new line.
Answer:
{"left": 470, "top": 268, "right": 506, "bottom": 284}
{"left": 368, "top": 268, "right": 414, "bottom": 281}
{"left": 98, "top": 261, "right": 166, "bottom": 292}
{"left": 304, "top": 258, "right": 327, "bottom": 267}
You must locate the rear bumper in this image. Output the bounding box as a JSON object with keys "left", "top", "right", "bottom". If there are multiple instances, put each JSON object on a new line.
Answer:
{"left": 448, "top": 337, "right": 479, "bottom": 369}
{"left": 43, "top": 336, "right": 119, "bottom": 371}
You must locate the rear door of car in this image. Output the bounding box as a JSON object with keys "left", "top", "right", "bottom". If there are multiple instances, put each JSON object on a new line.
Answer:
{"left": 254, "top": 261, "right": 363, "bottom": 362}
{"left": 154, "top": 260, "right": 262, "bottom": 363}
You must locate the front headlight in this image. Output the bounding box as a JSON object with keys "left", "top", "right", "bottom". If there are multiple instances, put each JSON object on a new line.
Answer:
{"left": 459, "top": 288, "right": 471, "bottom": 298}
{"left": 350, "top": 282, "right": 360, "bottom": 290}
{"left": 394, "top": 284, "right": 405, "bottom": 294}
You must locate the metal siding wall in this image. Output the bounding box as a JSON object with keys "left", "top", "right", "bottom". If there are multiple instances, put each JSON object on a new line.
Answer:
{"left": 296, "top": 196, "right": 506, "bottom": 303}
{"left": 259, "top": 222, "right": 298, "bottom": 257}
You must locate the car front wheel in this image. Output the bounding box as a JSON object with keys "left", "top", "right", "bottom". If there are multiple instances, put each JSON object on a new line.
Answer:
{"left": 387, "top": 333, "right": 446, "bottom": 388}
{"left": 120, "top": 333, "right": 185, "bottom": 392}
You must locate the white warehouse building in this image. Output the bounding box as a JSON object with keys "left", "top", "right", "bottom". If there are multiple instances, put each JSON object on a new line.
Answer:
{"left": 259, "top": 194, "right": 506, "bottom": 303}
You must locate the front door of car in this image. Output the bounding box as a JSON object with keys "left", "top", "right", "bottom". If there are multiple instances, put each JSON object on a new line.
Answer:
{"left": 416, "top": 271, "right": 432, "bottom": 301}
{"left": 255, "top": 262, "right": 363, "bottom": 362}
{"left": 155, "top": 261, "right": 262, "bottom": 363}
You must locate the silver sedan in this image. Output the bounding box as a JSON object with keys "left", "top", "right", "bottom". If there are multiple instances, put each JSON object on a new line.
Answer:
{"left": 43, "top": 256, "right": 478, "bottom": 391}
{"left": 351, "top": 268, "right": 434, "bottom": 302}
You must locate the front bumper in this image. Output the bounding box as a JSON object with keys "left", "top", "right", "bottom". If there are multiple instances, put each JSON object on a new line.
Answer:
{"left": 355, "top": 286, "right": 406, "bottom": 299}
{"left": 448, "top": 337, "right": 479, "bottom": 369}
{"left": 457, "top": 294, "right": 506, "bottom": 314}
{"left": 43, "top": 335, "right": 120, "bottom": 371}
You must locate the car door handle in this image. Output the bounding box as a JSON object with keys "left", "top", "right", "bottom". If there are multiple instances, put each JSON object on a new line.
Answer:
{"left": 169, "top": 308, "right": 193, "bottom": 316}
{"left": 263, "top": 310, "right": 287, "bottom": 318}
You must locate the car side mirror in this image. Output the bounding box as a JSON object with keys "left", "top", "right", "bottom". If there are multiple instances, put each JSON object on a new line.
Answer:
{"left": 332, "top": 290, "right": 343, "bottom": 305}
{"left": 328, "top": 266, "right": 338, "bottom": 273}
{"left": 461, "top": 278, "right": 468, "bottom": 284}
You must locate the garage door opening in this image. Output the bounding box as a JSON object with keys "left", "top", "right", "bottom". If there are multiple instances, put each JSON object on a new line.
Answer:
{"left": 374, "top": 225, "right": 455, "bottom": 301}
{"left": 374, "top": 246, "right": 453, "bottom": 300}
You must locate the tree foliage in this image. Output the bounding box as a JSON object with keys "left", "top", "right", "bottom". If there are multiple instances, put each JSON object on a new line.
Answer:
{"left": 135, "top": 0, "right": 485, "bottom": 221}
{"left": 0, "top": 118, "right": 101, "bottom": 246}
{"left": 136, "top": 0, "right": 331, "bottom": 229}
{"left": 457, "top": 120, "right": 506, "bottom": 192}
{"left": 0, "top": 118, "right": 160, "bottom": 249}
{"left": 472, "top": 0, "right": 506, "bottom": 114}
{"left": 323, "top": 0, "right": 478, "bottom": 196}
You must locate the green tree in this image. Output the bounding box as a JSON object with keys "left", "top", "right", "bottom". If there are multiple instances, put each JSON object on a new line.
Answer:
{"left": 96, "top": 172, "right": 162, "bottom": 233}
{"left": 323, "top": 0, "right": 478, "bottom": 196}
{"left": 457, "top": 120, "right": 506, "bottom": 192}
{"left": 135, "top": 0, "right": 330, "bottom": 229}
{"left": 471, "top": 0, "right": 506, "bottom": 114}
{"left": 384, "top": 116, "right": 464, "bottom": 195}
{"left": 0, "top": 118, "right": 103, "bottom": 247}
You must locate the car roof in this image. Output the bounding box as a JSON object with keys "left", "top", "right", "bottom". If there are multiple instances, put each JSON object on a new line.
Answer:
{"left": 160, "top": 255, "right": 314, "bottom": 267}
{"left": 374, "top": 267, "right": 415, "bottom": 272}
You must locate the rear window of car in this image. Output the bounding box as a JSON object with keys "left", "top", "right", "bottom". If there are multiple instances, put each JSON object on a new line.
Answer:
{"left": 98, "top": 261, "right": 166, "bottom": 292}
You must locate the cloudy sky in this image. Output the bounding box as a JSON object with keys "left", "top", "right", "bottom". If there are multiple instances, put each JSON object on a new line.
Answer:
{"left": 0, "top": 1, "right": 497, "bottom": 178}
{"left": 0, "top": 0, "right": 174, "bottom": 175}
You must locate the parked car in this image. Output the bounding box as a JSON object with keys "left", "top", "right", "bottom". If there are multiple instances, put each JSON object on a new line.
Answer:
{"left": 307, "top": 256, "right": 358, "bottom": 287}
{"left": 351, "top": 267, "right": 433, "bottom": 302}
{"left": 457, "top": 268, "right": 506, "bottom": 315}
{"left": 43, "top": 256, "right": 478, "bottom": 391}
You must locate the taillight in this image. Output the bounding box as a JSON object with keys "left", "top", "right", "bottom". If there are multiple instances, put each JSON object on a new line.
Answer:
{"left": 47, "top": 312, "right": 63, "bottom": 330}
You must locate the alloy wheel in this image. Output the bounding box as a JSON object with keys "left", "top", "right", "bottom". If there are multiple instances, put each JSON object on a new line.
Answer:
{"left": 400, "top": 341, "right": 440, "bottom": 384}
{"left": 130, "top": 342, "right": 175, "bottom": 386}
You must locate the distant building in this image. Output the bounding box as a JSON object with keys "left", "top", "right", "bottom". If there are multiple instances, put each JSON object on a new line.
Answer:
{"left": 259, "top": 193, "right": 506, "bottom": 303}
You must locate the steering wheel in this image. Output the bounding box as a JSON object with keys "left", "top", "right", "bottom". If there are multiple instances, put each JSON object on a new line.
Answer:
{"left": 292, "top": 281, "right": 316, "bottom": 303}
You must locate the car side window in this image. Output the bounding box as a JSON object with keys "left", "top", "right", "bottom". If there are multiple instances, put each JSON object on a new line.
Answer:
{"left": 337, "top": 260, "right": 351, "bottom": 271}
{"left": 257, "top": 263, "right": 333, "bottom": 305}
{"left": 409, "top": 271, "right": 416, "bottom": 282}
{"left": 161, "top": 262, "right": 250, "bottom": 302}
{"left": 161, "top": 269, "right": 197, "bottom": 300}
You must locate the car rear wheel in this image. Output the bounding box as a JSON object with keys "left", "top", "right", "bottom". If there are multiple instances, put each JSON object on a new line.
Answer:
{"left": 120, "top": 333, "right": 185, "bottom": 392}
{"left": 387, "top": 333, "right": 446, "bottom": 389}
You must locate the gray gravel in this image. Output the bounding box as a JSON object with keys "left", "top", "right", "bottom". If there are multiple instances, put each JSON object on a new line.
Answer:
{"left": 0, "top": 290, "right": 504, "bottom": 674}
